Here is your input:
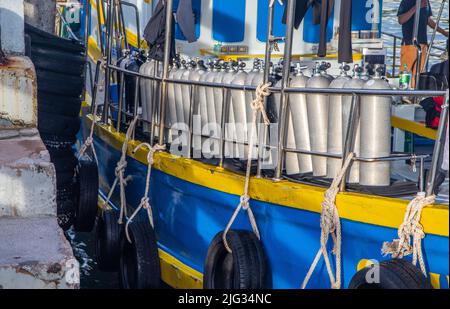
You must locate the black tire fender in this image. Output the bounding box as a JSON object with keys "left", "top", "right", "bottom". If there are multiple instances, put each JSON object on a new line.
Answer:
{"left": 203, "top": 230, "right": 267, "bottom": 289}
{"left": 74, "top": 155, "right": 99, "bottom": 232}
{"left": 349, "top": 259, "right": 433, "bottom": 289}
{"left": 119, "top": 221, "right": 161, "bottom": 289}
{"left": 38, "top": 111, "right": 80, "bottom": 137}
{"left": 95, "top": 210, "right": 122, "bottom": 272}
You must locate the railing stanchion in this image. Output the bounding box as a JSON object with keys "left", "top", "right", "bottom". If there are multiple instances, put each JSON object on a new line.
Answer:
{"left": 256, "top": 0, "right": 276, "bottom": 178}
{"left": 426, "top": 90, "right": 449, "bottom": 196}
{"left": 340, "top": 94, "right": 360, "bottom": 192}
{"left": 274, "top": 0, "right": 296, "bottom": 180}
{"left": 158, "top": 0, "right": 174, "bottom": 146}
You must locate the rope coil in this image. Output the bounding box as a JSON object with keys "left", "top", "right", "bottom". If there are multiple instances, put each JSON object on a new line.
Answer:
{"left": 125, "top": 142, "right": 166, "bottom": 243}
{"left": 222, "top": 82, "right": 272, "bottom": 253}
{"left": 301, "top": 153, "right": 355, "bottom": 290}
{"left": 103, "top": 115, "right": 140, "bottom": 224}
{"left": 381, "top": 192, "right": 435, "bottom": 276}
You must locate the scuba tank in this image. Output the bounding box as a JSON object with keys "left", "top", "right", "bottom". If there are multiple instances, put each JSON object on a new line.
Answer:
{"left": 320, "top": 61, "right": 334, "bottom": 82}
{"left": 306, "top": 62, "right": 332, "bottom": 176}
{"left": 287, "top": 63, "right": 313, "bottom": 175}
{"left": 230, "top": 61, "right": 249, "bottom": 159}
{"left": 167, "top": 57, "right": 180, "bottom": 142}
{"left": 360, "top": 64, "right": 392, "bottom": 186}
{"left": 326, "top": 63, "right": 351, "bottom": 179}
{"left": 195, "top": 60, "right": 215, "bottom": 157}
{"left": 124, "top": 51, "right": 144, "bottom": 115}
{"left": 341, "top": 64, "right": 365, "bottom": 183}
{"left": 173, "top": 59, "right": 187, "bottom": 126}
{"left": 199, "top": 59, "right": 220, "bottom": 157}
{"left": 139, "top": 57, "right": 161, "bottom": 135}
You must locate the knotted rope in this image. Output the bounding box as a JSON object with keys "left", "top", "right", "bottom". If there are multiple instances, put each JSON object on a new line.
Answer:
{"left": 124, "top": 142, "right": 166, "bottom": 243}
{"left": 78, "top": 84, "right": 101, "bottom": 164}
{"left": 103, "top": 115, "right": 140, "bottom": 224}
{"left": 381, "top": 192, "right": 435, "bottom": 276}
{"left": 222, "top": 82, "right": 272, "bottom": 253}
{"left": 301, "top": 153, "right": 355, "bottom": 290}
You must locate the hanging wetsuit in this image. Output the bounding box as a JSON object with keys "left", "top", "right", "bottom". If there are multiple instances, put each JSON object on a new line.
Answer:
{"left": 337, "top": 0, "right": 352, "bottom": 63}
{"left": 143, "top": 0, "right": 176, "bottom": 62}
{"left": 176, "top": 0, "right": 197, "bottom": 43}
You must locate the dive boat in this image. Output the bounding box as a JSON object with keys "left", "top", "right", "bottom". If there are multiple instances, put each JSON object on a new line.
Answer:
{"left": 72, "top": 0, "right": 448, "bottom": 289}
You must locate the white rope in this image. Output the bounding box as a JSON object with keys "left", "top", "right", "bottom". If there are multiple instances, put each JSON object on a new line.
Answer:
{"left": 222, "top": 82, "right": 272, "bottom": 253}
{"left": 124, "top": 142, "right": 166, "bottom": 243}
{"left": 301, "top": 153, "right": 355, "bottom": 290}
{"left": 381, "top": 192, "right": 435, "bottom": 276}
{"left": 78, "top": 80, "right": 101, "bottom": 164}
{"left": 102, "top": 115, "right": 140, "bottom": 224}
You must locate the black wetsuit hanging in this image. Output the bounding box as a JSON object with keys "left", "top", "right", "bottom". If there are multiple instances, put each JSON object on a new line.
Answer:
{"left": 282, "top": 0, "right": 352, "bottom": 62}
{"left": 143, "top": 0, "right": 176, "bottom": 62}
{"left": 176, "top": 0, "right": 197, "bottom": 43}
{"left": 337, "top": 0, "right": 352, "bottom": 63}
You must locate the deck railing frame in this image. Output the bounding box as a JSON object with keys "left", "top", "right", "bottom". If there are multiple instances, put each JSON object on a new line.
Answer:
{"left": 94, "top": 0, "right": 448, "bottom": 198}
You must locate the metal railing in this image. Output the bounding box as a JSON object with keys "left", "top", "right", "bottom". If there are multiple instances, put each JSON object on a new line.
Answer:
{"left": 91, "top": 0, "right": 449, "bottom": 199}
{"left": 382, "top": 31, "right": 446, "bottom": 77}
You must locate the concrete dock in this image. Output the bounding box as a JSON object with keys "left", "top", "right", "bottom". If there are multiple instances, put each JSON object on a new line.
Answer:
{"left": 0, "top": 0, "right": 79, "bottom": 289}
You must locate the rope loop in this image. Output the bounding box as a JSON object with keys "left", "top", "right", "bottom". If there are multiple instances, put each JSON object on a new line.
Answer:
{"left": 301, "top": 153, "right": 355, "bottom": 290}
{"left": 382, "top": 192, "right": 435, "bottom": 276}
{"left": 240, "top": 195, "right": 250, "bottom": 210}
{"left": 251, "top": 82, "right": 272, "bottom": 125}
{"left": 221, "top": 82, "right": 272, "bottom": 253}
{"left": 124, "top": 142, "right": 166, "bottom": 243}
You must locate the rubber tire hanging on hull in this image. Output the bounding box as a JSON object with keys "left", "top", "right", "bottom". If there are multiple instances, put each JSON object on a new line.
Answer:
{"left": 95, "top": 210, "right": 122, "bottom": 271}
{"left": 74, "top": 155, "right": 99, "bottom": 232}
{"left": 119, "top": 221, "right": 161, "bottom": 289}
{"left": 203, "top": 230, "right": 268, "bottom": 289}
{"left": 349, "top": 259, "right": 433, "bottom": 289}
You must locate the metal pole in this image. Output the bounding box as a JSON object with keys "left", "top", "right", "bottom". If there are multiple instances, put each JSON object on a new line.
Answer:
{"left": 392, "top": 36, "right": 397, "bottom": 77}
{"left": 158, "top": 0, "right": 174, "bottom": 145}
{"left": 101, "top": 0, "right": 115, "bottom": 123}
{"left": 219, "top": 88, "right": 231, "bottom": 167}
{"left": 120, "top": 1, "right": 141, "bottom": 50}
{"left": 339, "top": 94, "right": 360, "bottom": 191}
{"left": 256, "top": 0, "right": 276, "bottom": 178}
{"left": 412, "top": 0, "right": 422, "bottom": 89}
{"left": 424, "top": 0, "right": 447, "bottom": 70}
{"left": 95, "top": 0, "right": 105, "bottom": 55}
{"left": 274, "top": 0, "right": 296, "bottom": 180}
{"left": 426, "top": 90, "right": 449, "bottom": 196}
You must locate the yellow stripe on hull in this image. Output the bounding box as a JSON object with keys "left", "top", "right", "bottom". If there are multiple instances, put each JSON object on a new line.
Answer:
{"left": 86, "top": 115, "right": 449, "bottom": 237}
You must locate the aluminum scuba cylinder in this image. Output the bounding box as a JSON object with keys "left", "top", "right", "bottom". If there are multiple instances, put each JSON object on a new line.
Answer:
{"left": 320, "top": 61, "right": 334, "bottom": 82}
{"left": 167, "top": 58, "right": 180, "bottom": 142}
{"left": 288, "top": 63, "right": 313, "bottom": 175}
{"left": 230, "top": 61, "right": 249, "bottom": 159}
{"left": 306, "top": 62, "right": 332, "bottom": 176}
{"left": 341, "top": 64, "right": 365, "bottom": 183}
{"left": 173, "top": 59, "right": 187, "bottom": 126}
{"left": 124, "top": 51, "right": 143, "bottom": 115}
{"left": 326, "top": 63, "right": 351, "bottom": 179}
{"left": 360, "top": 65, "right": 392, "bottom": 186}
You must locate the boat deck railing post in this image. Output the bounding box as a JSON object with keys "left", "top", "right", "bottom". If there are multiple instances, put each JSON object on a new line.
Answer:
{"left": 340, "top": 94, "right": 360, "bottom": 192}
{"left": 256, "top": 0, "right": 276, "bottom": 178}
{"left": 426, "top": 90, "right": 449, "bottom": 196}
{"left": 274, "top": 0, "right": 296, "bottom": 180}
{"left": 158, "top": 0, "right": 174, "bottom": 146}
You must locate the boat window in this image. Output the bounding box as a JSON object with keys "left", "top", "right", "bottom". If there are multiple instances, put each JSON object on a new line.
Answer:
{"left": 256, "top": 0, "right": 286, "bottom": 42}
{"left": 212, "top": 0, "right": 246, "bottom": 43}
{"left": 173, "top": 0, "right": 202, "bottom": 41}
